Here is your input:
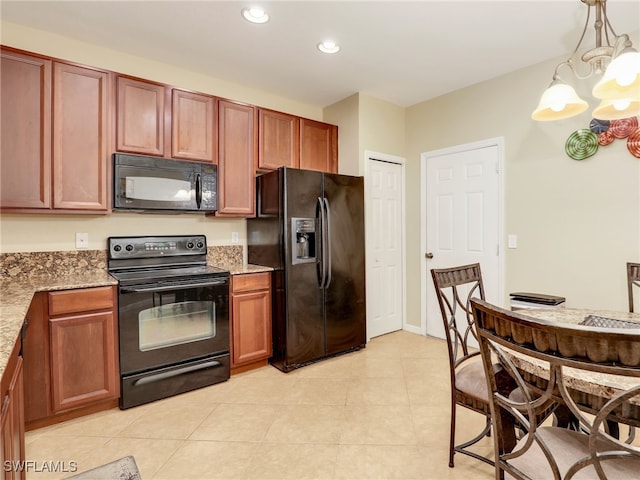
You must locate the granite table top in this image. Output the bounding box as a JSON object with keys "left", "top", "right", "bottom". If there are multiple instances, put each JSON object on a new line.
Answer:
{"left": 0, "top": 263, "right": 272, "bottom": 378}
{"left": 508, "top": 308, "right": 640, "bottom": 404}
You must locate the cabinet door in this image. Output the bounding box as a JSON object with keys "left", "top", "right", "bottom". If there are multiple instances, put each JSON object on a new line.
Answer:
{"left": 258, "top": 109, "right": 299, "bottom": 171}
{"left": 300, "top": 118, "right": 338, "bottom": 173}
{"left": 0, "top": 49, "right": 52, "bottom": 209}
{"left": 231, "top": 290, "right": 272, "bottom": 366}
{"left": 53, "top": 62, "right": 109, "bottom": 211}
{"left": 172, "top": 89, "right": 215, "bottom": 162}
{"left": 116, "top": 76, "right": 166, "bottom": 156}
{"left": 49, "top": 311, "right": 119, "bottom": 413}
{"left": 22, "top": 293, "right": 50, "bottom": 424}
{"left": 216, "top": 99, "right": 256, "bottom": 217}
{"left": 1, "top": 356, "right": 25, "bottom": 480}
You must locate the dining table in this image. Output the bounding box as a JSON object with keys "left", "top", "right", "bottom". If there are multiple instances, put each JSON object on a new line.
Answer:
{"left": 507, "top": 306, "right": 640, "bottom": 435}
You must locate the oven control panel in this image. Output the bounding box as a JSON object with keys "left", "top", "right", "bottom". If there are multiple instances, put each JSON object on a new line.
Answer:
{"left": 108, "top": 235, "right": 207, "bottom": 259}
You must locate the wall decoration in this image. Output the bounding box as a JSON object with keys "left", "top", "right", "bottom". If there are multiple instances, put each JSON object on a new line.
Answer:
{"left": 610, "top": 117, "right": 638, "bottom": 139}
{"left": 565, "top": 129, "right": 598, "bottom": 160}
{"left": 567, "top": 116, "right": 640, "bottom": 160}
{"left": 628, "top": 129, "right": 640, "bottom": 159}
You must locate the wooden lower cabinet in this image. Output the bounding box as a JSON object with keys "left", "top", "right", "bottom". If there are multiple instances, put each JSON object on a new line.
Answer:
{"left": 49, "top": 311, "right": 118, "bottom": 412}
{"left": 230, "top": 272, "right": 272, "bottom": 373}
{"left": 0, "top": 341, "right": 25, "bottom": 480}
{"left": 23, "top": 286, "right": 119, "bottom": 429}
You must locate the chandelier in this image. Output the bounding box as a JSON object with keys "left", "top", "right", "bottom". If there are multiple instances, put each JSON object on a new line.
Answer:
{"left": 532, "top": 0, "right": 640, "bottom": 122}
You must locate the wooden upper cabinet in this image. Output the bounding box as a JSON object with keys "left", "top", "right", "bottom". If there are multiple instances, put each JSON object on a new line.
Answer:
{"left": 300, "top": 118, "right": 338, "bottom": 173}
{"left": 216, "top": 99, "right": 257, "bottom": 217}
{"left": 0, "top": 48, "right": 52, "bottom": 209}
{"left": 116, "top": 76, "right": 166, "bottom": 156}
{"left": 171, "top": 89, "right": 216, "bottom": 163}
{"left": 53, "top": 62, "right": 109, "bottom": 211}
{"left": 257, "top": 108, "right": 299, "bottom": 171}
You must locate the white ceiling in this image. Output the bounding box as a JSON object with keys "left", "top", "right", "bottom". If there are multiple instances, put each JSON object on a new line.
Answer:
{"left": 2, "top": 0, "right": 639, "bottom": 108}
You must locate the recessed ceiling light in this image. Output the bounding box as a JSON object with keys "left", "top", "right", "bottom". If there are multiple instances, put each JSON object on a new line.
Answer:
{"left": 318, "top": 40, "right": 340, "bottom": 54}
{"left": 242, "top": 7, "right": 269, "bottom": 24}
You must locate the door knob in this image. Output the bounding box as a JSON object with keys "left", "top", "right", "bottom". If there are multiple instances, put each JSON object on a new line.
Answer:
{"left": 425, "top": 252, "right": 433, "bottom": 259}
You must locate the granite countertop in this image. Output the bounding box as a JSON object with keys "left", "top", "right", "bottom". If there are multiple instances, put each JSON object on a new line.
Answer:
{"left": 0, "top": 270, "right": 118, "bottom": 378}
{"left": 0, "top": 262, "right": 273, "bottom": 378}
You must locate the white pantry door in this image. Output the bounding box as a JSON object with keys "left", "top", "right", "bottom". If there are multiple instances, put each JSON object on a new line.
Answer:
{"left": 422, "top": 139, "right": 503, "bottom": 344}
{"left": 366, "top": 155, "right": 405, "bottom": 339}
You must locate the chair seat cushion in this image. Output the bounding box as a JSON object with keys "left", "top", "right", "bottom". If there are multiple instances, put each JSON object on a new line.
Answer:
{"left": 507, "top": 426, "right": 640, "bottom": 479}
{"left": 455, "top": 357, "right": 489, "bottom": 401}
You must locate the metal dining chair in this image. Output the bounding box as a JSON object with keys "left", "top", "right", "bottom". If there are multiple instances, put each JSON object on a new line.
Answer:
{"left": 628, "top": 262, "right": 640, "bottom": 313}
{"left": 472, "top": 298, "right": 640, "bottom": 479}
{"left": 431, "top": 263, "right": 514, "bottom": 467}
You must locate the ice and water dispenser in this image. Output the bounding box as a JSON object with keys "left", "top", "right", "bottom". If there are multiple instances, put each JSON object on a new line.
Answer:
{"left": 291, "top": 218, "right": 317, "bottom": 264}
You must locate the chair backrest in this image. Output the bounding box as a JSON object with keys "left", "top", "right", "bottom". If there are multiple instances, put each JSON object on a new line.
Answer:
{"left": 431, "top": 263, "right": 485, "bottom": 368}
{"left": 629, "top": 262, "right": 640, "bottom": 313}
{"left": 471, "top": 298, "right": 640, "bottom": 479}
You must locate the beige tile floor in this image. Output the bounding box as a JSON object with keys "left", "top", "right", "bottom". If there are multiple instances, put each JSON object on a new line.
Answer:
{"left": 25, "top": 330, "right": 495, "bottom": 480}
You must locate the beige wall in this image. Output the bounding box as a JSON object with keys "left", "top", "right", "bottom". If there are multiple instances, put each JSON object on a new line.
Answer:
{"left": 324, "top": 93, "right": 360, "bottom": 176}
{"left": 358, "top": 93, "right": 406, "bottom": 169}
{"left": 325, "top": 93, "right": 406, "bottom": 176}
{"left": 405, "top": 30, "right": 640, "bottom": 317}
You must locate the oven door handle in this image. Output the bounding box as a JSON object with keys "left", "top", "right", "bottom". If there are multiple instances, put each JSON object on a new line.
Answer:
{"left": 120, "top": 279, "right": 227, "bottom": 293}
{"left": 132, "top": 360, "right": 222, "bottom": 386}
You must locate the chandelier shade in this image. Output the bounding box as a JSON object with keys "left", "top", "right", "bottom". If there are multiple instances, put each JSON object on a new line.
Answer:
{"left": 532, "top": 0, "right": 640, "bottom": 122}
{"left": 592, "top": 48, "right": 640, "bottom": 100}
{"left": 592, "top": 97, "right": 640, "bottom": 120}
{"left": 531, "top": 81, "right": 589, "bottom": 121}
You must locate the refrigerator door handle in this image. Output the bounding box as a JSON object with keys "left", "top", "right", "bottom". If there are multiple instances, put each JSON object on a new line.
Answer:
{"left": 317, "top": 196, "right": 326, "bottom": 288}
{"left": 323, "top": 197, "right": 332, "bottom": 288}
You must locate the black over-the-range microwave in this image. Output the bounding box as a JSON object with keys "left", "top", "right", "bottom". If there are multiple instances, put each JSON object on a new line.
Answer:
{"left": 113, "top": 154, "right": 217, "bottom": 212}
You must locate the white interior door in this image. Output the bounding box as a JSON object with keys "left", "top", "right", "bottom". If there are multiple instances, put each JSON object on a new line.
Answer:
{"left": 421, "top": 138, "right": 504, "bottom": 342}
{"left": 366, "top": 153, "right": 405, "bottom": 339}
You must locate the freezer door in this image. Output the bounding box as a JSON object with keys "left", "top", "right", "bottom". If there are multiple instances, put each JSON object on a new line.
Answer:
{"left": 323, "top": 173, "right": 366, "bottom": 355}
{"left": 283, "top": 168, "right": 325, "bottom": 367}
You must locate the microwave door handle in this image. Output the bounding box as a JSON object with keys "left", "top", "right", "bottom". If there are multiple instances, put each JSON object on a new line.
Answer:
{"left": 195, "top": 174, "right": 202, "bottom": 209}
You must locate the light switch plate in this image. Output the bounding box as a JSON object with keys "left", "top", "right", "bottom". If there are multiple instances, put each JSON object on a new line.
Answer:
{"left": 76, "top": 232, "right": 89, "bottom": 249}
{"left": 507, "top": 234, "right": 518, "bottom": 249}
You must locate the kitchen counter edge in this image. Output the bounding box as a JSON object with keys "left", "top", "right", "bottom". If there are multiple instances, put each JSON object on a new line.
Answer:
{"left": 0, "top": 263, "right": 273, "bottom": 376}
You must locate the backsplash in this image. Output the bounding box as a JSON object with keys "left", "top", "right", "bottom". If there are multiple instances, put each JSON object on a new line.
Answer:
{"left": 0, "top": 245, "right": 244, "bottom": 278}
{"left": 207, "top": 245, "right": 243, "bottom": 267}
{"left": 0, "top": 250, "right": 108, "bottom": 278}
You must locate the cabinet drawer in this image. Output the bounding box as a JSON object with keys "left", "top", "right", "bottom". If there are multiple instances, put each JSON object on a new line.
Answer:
{"left": 232, "top": 272, "right": 270, "bottom": 293}
{"left": 48, "top": 286, "right": 114, "bottom": 316}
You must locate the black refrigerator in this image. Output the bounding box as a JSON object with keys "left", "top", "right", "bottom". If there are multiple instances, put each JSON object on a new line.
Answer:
{"left": 247, "top": 167, "right": 366, "bottom": 372}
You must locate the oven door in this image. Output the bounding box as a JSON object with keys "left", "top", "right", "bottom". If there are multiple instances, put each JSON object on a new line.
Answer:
{"left": 118, "top": 276, "right": 229, "bottom": 375}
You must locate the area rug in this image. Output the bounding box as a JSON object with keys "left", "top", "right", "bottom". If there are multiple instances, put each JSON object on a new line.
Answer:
{"left": 64, "top": 456, "right": 141, "bottom": 480}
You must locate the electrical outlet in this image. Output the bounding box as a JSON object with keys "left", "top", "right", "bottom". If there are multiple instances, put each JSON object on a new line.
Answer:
{"left": 231, "top": 232, "right": 239, "bottom": 244}
{"left": 75, "top": 232, "right": 89, "bottom": 249}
